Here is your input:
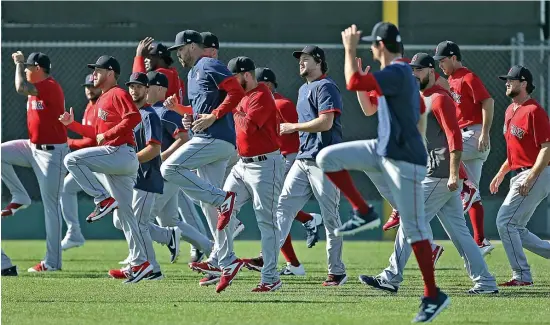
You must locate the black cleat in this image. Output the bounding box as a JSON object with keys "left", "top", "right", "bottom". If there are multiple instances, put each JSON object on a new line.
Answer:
{"left": 1, "top": 265, "right": 18, "bottom": 276}
{"left": 334, "top": 206, "right": 381, "bottom": 236}
{"left": 359, "top": 275, "right": 398, "bottom": 293}
{"left": 412, "top": 289, "right": 450, "bottom": 323}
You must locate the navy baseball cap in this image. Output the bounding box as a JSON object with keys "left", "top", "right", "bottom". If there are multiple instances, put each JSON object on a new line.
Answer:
{"left": 81, "top": 74, "right": 95, "bottom": 87}
{"left": 255, "top": 67, "right": 277, "bottom": 88}
{"left": 228, "top": 56, "right": 256, "bottom": 74}
{"left": 87, "top": 55, "right": 121, "bottom": 74}
{"left": 25, "top": 52, "right": 51, "bottom": 70}
{"left": 149, "top": 42, "right": 170, "bottom": 57}
{"left": 125, "top": 72, "right": 149, "bottom": 87}
{"left": 293, "top": 45, "right": 326, "bottom": 62}
{"left": 409, "top": 53, "right": 435, "bottom": 69}
{"left": 168, "top": 30, "right": 202, "bottom": 51}
{"left": 499, "top": 65, "right": 534, "bottom": 84}
{"left": 201, "top": 32, "right": 219, "bottom": 49}
{"left": 147, "top": 71, "right": 169, "bottom": 88}
{"left": 361, "top": 22, "right": 402, "bottom": 45}
{"left": 433, "top": 41, "right": 461, "bottom": 60}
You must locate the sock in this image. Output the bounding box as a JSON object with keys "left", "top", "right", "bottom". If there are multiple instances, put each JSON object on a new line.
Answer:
{"left": 325, "top": 170, "right": 369, "bottom": 215}
{"left": 280, "top": 235, "right": 300, "bottom": 267}
{"left": 469, "top": 201, "right": 485, "bottom": 245}
{"left": 411, "top": 239, "right": 438, "bottom": 299}
{"left": 295, "top": 211, "right": 313, "bottom": 223}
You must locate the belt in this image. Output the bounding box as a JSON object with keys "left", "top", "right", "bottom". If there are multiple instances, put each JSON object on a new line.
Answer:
{"left": 241, "top": 155, "right": 268, "bottom": 163}
{"left": 34, "top": 144, "right": 56, "bottom": 151}
{"left": 462, "top": 127, "right": 469, "bottom": 132}
{"left": 516, "top": 167, "right": 531, "bottom": 172}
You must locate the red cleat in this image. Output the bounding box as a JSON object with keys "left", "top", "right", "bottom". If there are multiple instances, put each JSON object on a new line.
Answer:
{"left": 87, "top": 197, "right": 118, "bottom": 223}
{"left": 199, "top": 274, "right": 220, "bottom": 287}
{"left": 216, "top": 259, "right": 245, "bottom": 293}
{"left": 1, "top": 202, "right": 29, "bottom": 218}
{"left": 382, "top": 210, "right": 400, "bottom": 231}
{"left": 27, "top": 261, "right": 58, "bottom": 273}
{"left": 109, "top": 266, "right": 130, "bottom": 279}
{"left": 499, "top": 279, "right": 533, "bottom": 287}
{"left": 432, "top": 244, "right": 444, "bottom": 267}
{"left": 217, "top": 192, "right": 236, "bottom": 230}
{"left": 461, "top": 182, "right": 479, "bottom": 213}
{"left": 189, "top": 261, "right": 221, "bottom": 276}
{"left": 252, "top": 280, "right": 282, "bottom": 292}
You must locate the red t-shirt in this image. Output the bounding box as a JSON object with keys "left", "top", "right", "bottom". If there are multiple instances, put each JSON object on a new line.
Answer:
{"left": 27, "top": 77, "right": 67, "bottom": 144}
{"left": 132, "top": 57, "right": 186, "bottom": 104}
{"left": 68, "top": 86, "right": 141, "bottom": 147}
{"left": 234, "top": 83, "right": 279, "bottom": 157}
{"left": 68, "top": 101, "right": 98, "bottom": 150}
{"left": 273, "top": 93, "right": 300, "bottom": 156}
{"left": 448, "top": 67, "right": 491, "bottom": 129}
{"left": 504, "top": 99, "right": 550, "bottom": 170}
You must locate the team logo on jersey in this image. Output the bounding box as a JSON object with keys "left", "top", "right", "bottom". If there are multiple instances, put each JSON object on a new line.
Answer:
{"left": 97, "top": 108, "right": 108, "bottom": 121}
{"left": 450, "top": 91, "right": 461, "bottom": 104}
{"left": 510, "top": 124, "right": 525, "bottom": 139}
{"left": 30, "top": 100, "right": 44, "bottom": 110}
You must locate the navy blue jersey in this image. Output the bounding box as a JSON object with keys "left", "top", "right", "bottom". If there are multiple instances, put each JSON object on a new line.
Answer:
{"left": 296, "top": 76, "right": 343, "bottom": 160}
{"left": 187, "top": 57, "right": 236, "bottom": 146}
{"left": 374, "top": 61, "right": 427, "bottom": 166}
{"left": 134, "top": 105, "right": 163, "bottom": 194}
{"left": 151, "top": 100, "right": 185, "bottom": 152}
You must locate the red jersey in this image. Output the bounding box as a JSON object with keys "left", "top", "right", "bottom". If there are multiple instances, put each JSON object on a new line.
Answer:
{"left": 132, "top": 56, "right": 185, "bottom": 104}
{"left": 68, "top": 86, "right": 141, "bottom": 147}
{"left": 448, "top": 67, "right": 491, "bottom": 129}
{"left": 273, "top": 93, "right": 300, "bottom": 156}
{"left": 27, "top": 77, "right": 67, "bottom": 144}
{"left": 68, "top": 101, "right": 98, "bottom": 150}
{"left": 234, "top": 83, "right": 279, "bottom": 157}
{"left": 504, "top": 99, "right": 550, "bottom": 170}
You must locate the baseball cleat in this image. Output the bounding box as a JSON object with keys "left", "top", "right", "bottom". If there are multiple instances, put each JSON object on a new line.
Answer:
{"left": 412, "top": 289, "right": 450, "bottom": 323}
{"left": 242, "top": 257, "right": 263, "bottom": 272}
{"left": 252, "top": 280, "right": 282, "bottom": 292}
{"left": 432, "top": 244, "right": 444, "bottom": 267}
{"left": 199, "top": 274, "right": 221, "bottom": 287}
{"left": 1, "top": 202, "right": 29, "bottom": 218}
{"left": 334, "top": 206, "right": 380, "bottom": 236}
{"left": 303, "top": 213, "right": 323, "bottom": 248}
{"left": 61, "top": 236, "right": 85, "bottom": 251}
{"left": 109, "top": 265, "right": 130, "bottom": 279}
{"left": 467, "top": 288, "right": 499, "bottom": 294}
{"left": 359, "top": 275, "right": 398, "bottom": 293}
{"left": 145, "top": 271, "right": 164, "bottom": 281}
{"left": 461, "top": 181, "right": 479, "bottom": 213}
{"left": 233, "top": 219, "right": 245, "bottom": 239}
{"left": 479, "top": 238, "right": 495, "bottom": 257}
{"left": 87, "top": 197, "right": 118, "bottom": 223}
{"left": 382, "top": 209, "right": 400, "bottom": 231}
{"left": 217, "top": 191, "right": 236, "bottom": 230}
{"left": 189, "top": 248, "right": 205, "bottom": 263}
{"left": 216, "top": 259, "right": 245, "bottom": 293}
{"left": 499, "top": 279, "right": 533, "bottom": 287}
{"left": 322, "top": 274, "right": 348, "bottom": 286}
{"left": 189, "top": 261, "right": 222, "bottom": 276}
{"left": 280, "top": 263, "right": 306, "bottom": 276}
{"left": 1, "top": 266, "right": 18, "bottom": 276}
{"left": 28, "top": 261, "right": 58, "bottom": 273}
{"left": 123, "top": 261, "right": 153, "bottom": 284}
{"left": 168, "top": 227, "right": 182, "bottom": 264}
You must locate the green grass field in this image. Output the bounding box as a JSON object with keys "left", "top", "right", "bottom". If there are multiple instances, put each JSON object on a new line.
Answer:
{"left": 2, "top": 240, "right": 550, "bottom": 324}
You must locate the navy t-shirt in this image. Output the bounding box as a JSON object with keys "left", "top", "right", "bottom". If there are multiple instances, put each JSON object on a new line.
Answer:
{"left": 296, "top": 76, "right": 343, "bottom": 160}
{"left": 187, "top": 57, "right": 236, "bottom": 146}
{"left": 134, "top": 105, "right": 163, "bottom": 194}
{"left": 151, "top": 101, "right": 185, "bottom": 152}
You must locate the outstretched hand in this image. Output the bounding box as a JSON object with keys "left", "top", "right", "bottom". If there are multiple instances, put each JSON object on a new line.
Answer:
{"left": 59, "top": 107, "right": 75, "bottom": 126}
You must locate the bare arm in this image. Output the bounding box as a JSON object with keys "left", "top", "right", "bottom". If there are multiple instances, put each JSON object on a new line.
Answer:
{"left": 417, "top": 112, "right": 428, "bottom": 149}
{"left": 161, "top": 132, "right": 188, "bottom": 161}
{"left": 490, "top": 159, "right": 510, "bottom": 194}
{"left": 15, "top": 63, "right": 37, "bottom": 96}
{"left": 137, "top": 143, "right": 161, "bottom": 164}
{"left": 481, "top": 98, "right": 495, "bottom": 136}
{"left": 449, "top": 150, "right": 462, "bottom": 180}
{"left": 528, "top": 143, "right": 550, "bottom": 179}
{"left": 356, "top": 92, "right": 377, "bottom": 116}
{"left": 281, "top": 113, "right": 334, "bottom": 134}
{"left": 498, "top": 159, "right": 511, "bottom": 176}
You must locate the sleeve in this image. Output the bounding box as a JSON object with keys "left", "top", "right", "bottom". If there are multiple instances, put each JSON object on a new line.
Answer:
{"left": 371, "top": 65, "right": 405, "bottom": 97}
{"left": 67, "top": 121, "right": 96, "bottom": 139}
{"left": 211, "top": 76, "right": 245, "bottom": 119}
{"left": 204, "top": 60, "right": 233, "bottom": 87}
{"left": 102, "top": 92, "right": 142, "bottom": 141}
{"left": 431, "top": 95, "right": 463, "bottom": 152}
{"left": 465, "top": 73, "right": 491, "bottom": 103}
{"left": 68, "top": 137, "right": 96, "bottom": 150}
{"left": 276, "top": 99, "right": 298, "bottom": 123}
{"left": 132, "top": 56, "right": 147, "bottom": 73}
{"left": 317, "top": 83, "right": 343, "bottom": 115}
{"left": 367, "top": 91, "right": 379, "bottom": 106}
{"left": 163, "top": 110, "right": 186, "bottom": 138}
{"left": 531, "top": 107, "right": 550, "bottom": 147}
{"left": 143, "top": 113, "right": 162, "bottom": 146}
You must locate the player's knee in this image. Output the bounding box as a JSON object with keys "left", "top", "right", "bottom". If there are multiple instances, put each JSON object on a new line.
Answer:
{"left": 316, "top": 147, "right": 338, "bottom": 172}
{"left": 160, "top": 163, "right": 175, "bottom": 180}
{"left": 63, "top": 153, "right": 77, "bottom": 169}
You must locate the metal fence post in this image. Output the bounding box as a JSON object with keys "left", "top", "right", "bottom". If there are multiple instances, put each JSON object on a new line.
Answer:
{"left": 518, "top": 32, "right": 525, "bottom": 65}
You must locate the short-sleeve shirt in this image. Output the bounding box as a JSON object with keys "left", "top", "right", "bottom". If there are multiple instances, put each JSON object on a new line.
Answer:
{"left": 296, "top": 76, "right": 343, "bottom": 160}
{"left": 274, "top": 92, "right": 300, "bottom": 155}
{"left": 504, "top": 99, "right": 550, "bottom": 170}
{"left": 151, "top": 101, "right": 186, "bottom": 152}
{"left": 448, "top": 67, "right": 492, "bottom": 129}
{"left": 27, "top": 77, "right": 67, "bottom": 144}
{"left": 134, "top": 106, "right": 163, "bottom": 194}
{"left": 186, "top": 57, "right": 236, "bottom": 146}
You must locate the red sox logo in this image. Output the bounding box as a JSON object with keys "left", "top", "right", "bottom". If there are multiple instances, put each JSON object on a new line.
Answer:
{"left": 29, "top": 100, "right": 44, "bottom": 110}
{"left": 97, "top": 108, "right": 108, "bottom": 121}
{"left": 510, "top": 124, "right": 525, "bottom": 139}
{"left": 450, "top": 91, "right": 461, "bottom": 104}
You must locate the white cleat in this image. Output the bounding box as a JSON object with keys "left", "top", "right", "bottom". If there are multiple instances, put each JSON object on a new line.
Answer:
{"left": 279, "top": 263, "right": 306, "bottom": 276}
{"left": 61, "top": 236, "right": 85, "bottom": 251}
{"left": 118, "top": 255, "right": 131, "bottom": 265}
{"left": 233, "top": 220, "right": 245, "bottom": 239}
{"left": 479, "top": 238, "right": 495, "bottom": 257}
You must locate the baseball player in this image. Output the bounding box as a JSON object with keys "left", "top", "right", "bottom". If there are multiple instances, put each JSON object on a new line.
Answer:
{"left": 434, "top": 41, "right": 495, "bottom": 255}
{"left": 274, "top": 45, "right": 348, "bottom": 286}
{"left": 59, "top": 55, "right": 153, "bottom": 283}
{"left": 491, "top": 65, "right": 550, "bottom": 286}
{"left": 315, "top": 23, "right": 449, "bottom": 322}
{"left": 60, "top": 74, "right": 102, "bottom": 250}
{"left": 2, "top": 51, "right": 69, "bottom": 272}
{"left": 1, "top": 249, "right": 18, "bottom": 276}
{"left": 359, "top": 53, "right": 498, "bottom": 295}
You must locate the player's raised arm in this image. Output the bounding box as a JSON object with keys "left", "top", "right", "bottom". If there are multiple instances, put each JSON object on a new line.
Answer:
{"left": 132, "top": 37, "right": 154, "bottom": 73}
{"left": 12, "top": 51, "right": 39, "bottom": 96}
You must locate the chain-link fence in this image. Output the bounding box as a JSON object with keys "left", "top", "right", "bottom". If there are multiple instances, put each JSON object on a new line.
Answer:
{"left": 2, "top": 41, "right": 550, "bottom": 201}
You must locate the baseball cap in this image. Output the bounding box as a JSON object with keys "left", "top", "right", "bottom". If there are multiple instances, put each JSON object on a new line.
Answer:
{"left": 149, "top": 42, "right": 170, "bottom": 57}
{"left": 292, "top": 45, "right": 326, "bottom": 62}
{"left": 168, "top": 30, "right": 202, "bottom": 51}
{"left": 409, "top": 53, "right": 435, "bottom": 69}
{"left": 81, "top": 74, "right": 95, "bottom": 87}
{"left": 125, "top": 72, "right": 149, "bottom": 87}
{"left": 87, "top": 55, "right": 121, "bottom": 74}
{"left": 25, "top": 52, "right": 51, "bottom": 70}
{"left": 498, "top": 65, "right": 533, "bottom": 84}
{"left": 201, "top": 32, "right": 219, "bottom": 49}
{"left": 147, "top": 71, "right": 169, "bottom": 88}
{"left": 227, "top": 56, "right": 256, "bottom": 74}
{"left": 361, "top": 22, "right": 402, "bottom": 45}
{"left": 433, "top": 41, "right": 461, "bottom": 60}
{"left": 255, "top": 67, "right": 277, "bottom": 88}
